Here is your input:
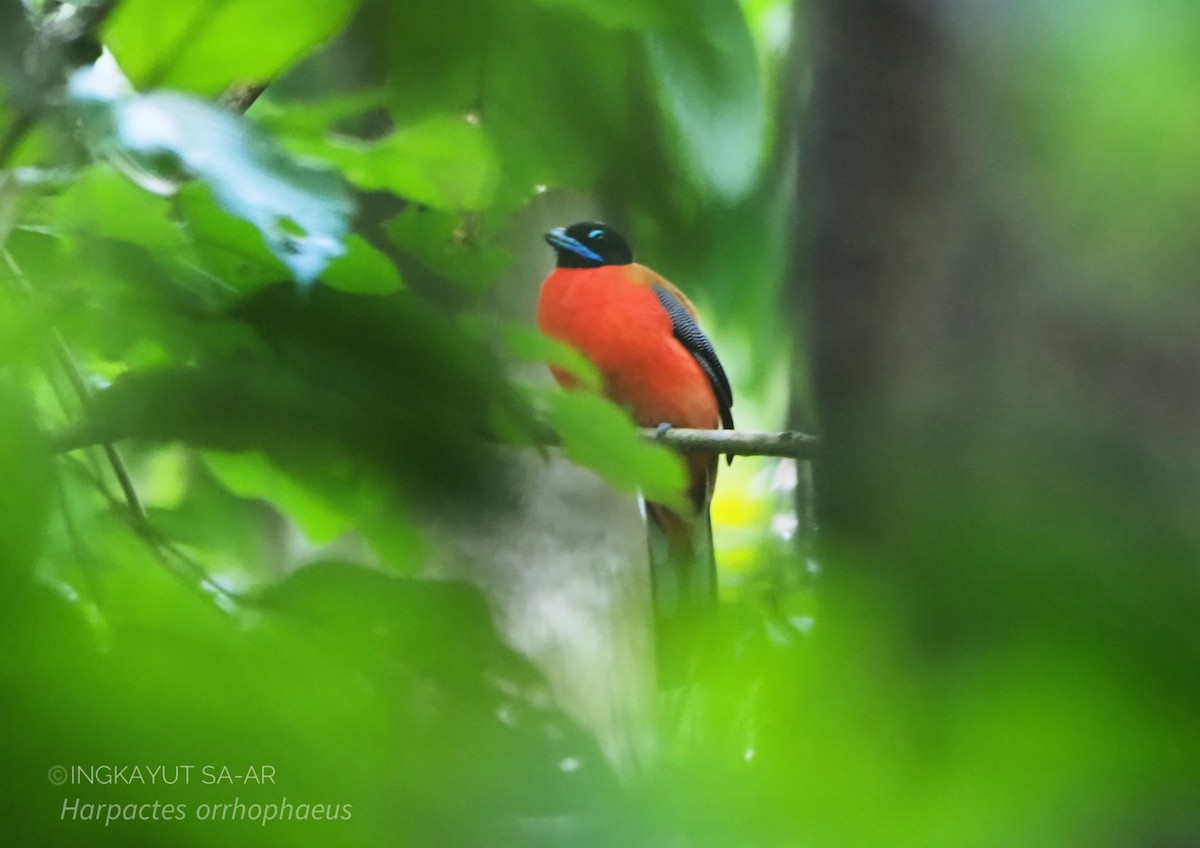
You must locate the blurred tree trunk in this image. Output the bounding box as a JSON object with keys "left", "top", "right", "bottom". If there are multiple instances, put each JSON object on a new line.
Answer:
{"left": 803, "top": 0, "right": 990, "bottom": 618}
{"left": 800, "top": 4, "right": 1200, "bottom": 837}
{"left": 425, "top": 449, "right": 657, "bottom": 774}
{"left": 801, "top": 0, "right": 1200, "bottom": 727}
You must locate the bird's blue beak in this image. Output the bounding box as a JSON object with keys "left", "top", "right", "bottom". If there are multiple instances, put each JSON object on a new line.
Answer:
{"left": 545, "top": 228, "right": 603, "bottom": 263}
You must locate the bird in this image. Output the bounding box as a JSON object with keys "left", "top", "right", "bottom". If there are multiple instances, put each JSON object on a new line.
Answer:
{"left": 537, "top": 221, "right": 734, "bottom": 684}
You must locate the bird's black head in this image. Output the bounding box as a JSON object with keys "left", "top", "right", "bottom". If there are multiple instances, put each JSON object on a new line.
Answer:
{"left": 544, "top": 221, "right": 633, "bottom": 268}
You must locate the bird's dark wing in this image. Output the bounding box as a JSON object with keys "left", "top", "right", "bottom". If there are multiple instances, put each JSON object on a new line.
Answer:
{"left": 652, "top": 285, "right": 735, "bottom": 435}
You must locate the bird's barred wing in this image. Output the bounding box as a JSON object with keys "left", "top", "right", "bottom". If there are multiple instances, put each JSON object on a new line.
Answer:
{"left": 651, "top": 285, "right": 735, "bottom": 433}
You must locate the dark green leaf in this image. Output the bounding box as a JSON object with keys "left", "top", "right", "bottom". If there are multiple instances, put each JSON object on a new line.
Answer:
{"left": 643, "top": 0, "right": 766, "bottom": 200}
{"left": 0, "top": 380, "right": 50, "bottom": 586}
{"left": 384, "top": 207, "right": 510, "bottom": 290}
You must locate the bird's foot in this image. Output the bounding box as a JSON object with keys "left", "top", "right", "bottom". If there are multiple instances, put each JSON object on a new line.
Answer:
{"left": 654, "top": 423, "right": 673, "bottom": 439}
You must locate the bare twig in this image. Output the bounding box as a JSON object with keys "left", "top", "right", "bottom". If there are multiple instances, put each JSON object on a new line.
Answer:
{"left": 219, "top": 82, "right": 269, "bottom": 114}
{"left": 48, "top": 332, "right": 146, "bottom": 523}
{"left": 645, "top": 427, "right": 819, "bottom": 460}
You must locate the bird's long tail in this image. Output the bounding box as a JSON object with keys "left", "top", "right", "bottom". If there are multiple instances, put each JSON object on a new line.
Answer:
{"left": 644, "top": 499, "right": 717, "bottom": 687}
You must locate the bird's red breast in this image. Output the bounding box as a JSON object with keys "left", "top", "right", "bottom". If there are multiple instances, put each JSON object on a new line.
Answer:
{"left": 537, "top": 263, "right": 721, "bottom": 434}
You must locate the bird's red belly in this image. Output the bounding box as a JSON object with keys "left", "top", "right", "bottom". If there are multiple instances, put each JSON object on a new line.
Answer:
{"left": 539, "top": 269, "right": 719, "bottom": 431}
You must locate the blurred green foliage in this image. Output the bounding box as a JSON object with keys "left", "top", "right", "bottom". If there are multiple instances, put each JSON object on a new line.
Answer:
{"left": 0, "top": 0, "right": 794, "bottom": 845}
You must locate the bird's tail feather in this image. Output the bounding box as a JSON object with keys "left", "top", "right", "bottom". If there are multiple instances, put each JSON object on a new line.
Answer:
{"left": 645, "top": 501, "right": 716, "bottom": 687}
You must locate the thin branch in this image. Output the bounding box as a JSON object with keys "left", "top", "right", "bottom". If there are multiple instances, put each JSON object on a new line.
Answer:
{"left": 644, "top": 427, "right": 819, "bottom": 460}
{"left": 219, "top": 82, "right": 270, "bottom": 114}
{"left": 61, "top": 453, "right": 241, "bottom": 606}
{"left": 48, "top": 331, "right": 147, "bottom": 522}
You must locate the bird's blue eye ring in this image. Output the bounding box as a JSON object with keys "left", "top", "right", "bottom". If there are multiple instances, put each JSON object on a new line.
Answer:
{"left": 588, "top": 228, "right": 604, "bottom": 240}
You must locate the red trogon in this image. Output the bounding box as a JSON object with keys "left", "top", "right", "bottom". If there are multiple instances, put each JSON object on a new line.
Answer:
{"left": 538, "top": 222, "right": 734, "bottom": 683}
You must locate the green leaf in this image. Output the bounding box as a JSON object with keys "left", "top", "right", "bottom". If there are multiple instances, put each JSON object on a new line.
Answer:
{"left": 204, "top": 451, "right": 353, "bottom": 544}
{"left": 321, "top": 235, "right": 403, "bottom": 294}
{"left": 0, "top": 380, "right": 50, "bottom": 586}
{"left": 102, "top": 0, "right": 359, "bottom": 95}
{"left": 70, "top": 73, "right": 355, "bottom": 285}
{"left": 643, "top": 0, "right": 767, "bottom": 201}
{"left": 384, "top": 207, "right": 510, "bottom": 289}
{"left": 528, "top": 0, "right": 689, "bottom": 30}
{"left": 546, "top": 390, "right": 688, "bottom": 511}
{"left": 254, "top": 561, "right": 514, "bottom": 685}
{"left": 480, "top": 8, "right": 631, "bottom": 203}
{"left": 53, "top": 163, "right": 190, "bottom": 255}
{"left": 175, "top": 182, "right": 291, "bottom": 291}
{"left": 291, "top": 114, "right": 498, "bottom": 210}
{"left": 252, "top": 88, "right": 391, "bottom": 138}
{"left": 502, "top": 325, "right": 602, "bottom": 393}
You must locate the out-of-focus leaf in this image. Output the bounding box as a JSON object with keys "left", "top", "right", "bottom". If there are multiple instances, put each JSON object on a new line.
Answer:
{"left": 0, "top": 381, "right": 50, "bottom": 587}
{"left": 529, "top": 0, "right": 689, "bottom": 29}
{"left": 79, "top": 361, "right": 338, "bottom": 450}
{"left": 252, "top": 89, "right": 391, "bottom": 138}
{"left": 175, "top": 181, "right": 291, "bottom": 291}
{"left": 77, "top": 284, "right": 536, "bottom": 508}
{"left": 52, "top": 163, "right": 190, "bottom": 255}
{"left": 102, "top": 0, "right": 359, "bottom": 95}
{"left": 321, "top": 234, "right": 402, "bottom": 294}
{"left": 643, "top": 0, "right": 766, "bottom": 201}
{"left": 204, "top": 451, "right": 353, "bottom": 544}
{"left": 362, "top": 1, "right": 630, "bottom": 206}
{"left": 502, "top": 324, "right": 602, "bottom": 392}
{"left": 545, "top": 390, "right": 688, "bottom": 511}
{"left": 255, "top": 560, "right": 526, "bottom": 687}
{"left": 70, "top": 66, "right": 354, "bottom": 285}
{"left": 481, "top": 8, "right": 631, "bottom": 204}
{"left": 290, "top": 114, "right": 497, "bottom": 210}
{"left": 385, "top": 207, "right": 510, "bottom": 289}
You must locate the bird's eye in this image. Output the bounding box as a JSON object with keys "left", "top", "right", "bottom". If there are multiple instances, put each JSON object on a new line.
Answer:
{"left": 588, "top": 228, "right": 604, "bottom": 240}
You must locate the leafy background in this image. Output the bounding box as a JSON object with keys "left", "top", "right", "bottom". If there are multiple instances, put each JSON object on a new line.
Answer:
{"left": 1, "top": 0, "right": 1198, "bottom": 846}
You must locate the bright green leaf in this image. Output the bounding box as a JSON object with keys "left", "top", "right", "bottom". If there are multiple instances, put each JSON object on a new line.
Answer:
{"left": 53, "top": 163, "right": 189, "bottom": 255}
{"left": 251, "top": 88, "right": 390, "bottom": 138}
{"left": 292, "top": 114, "right": 498, "bottom": 211}
{"left": 546, "top": 390, "right": 688, "bottom": 511}
{"left": 502, "top": 325, "right": 602, "bottom": 393}
{"left": 102, "top": 0, "right": 359, "bottom": 96}
{"left": 204, "top": 450, "right": 353, "bottom": 544}
{"left": 321, "top": 235, "right": 403, "bottom": 294}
